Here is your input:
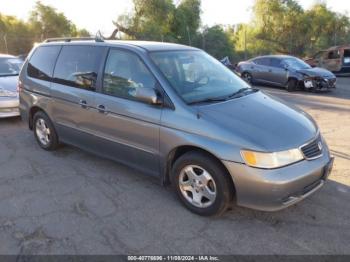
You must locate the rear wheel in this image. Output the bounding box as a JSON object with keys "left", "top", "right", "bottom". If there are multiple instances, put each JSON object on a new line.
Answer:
{"left": 171, "top": 151, "right": 234, "bottom": 216}
{"left": 286, "top": 78, "right": 297, "bottom": 92}
{"left": 33, "top": 111, "right": 59, "bottom": 151}
{"left": 242, "top": 72, "right": 253, "bottom": 84}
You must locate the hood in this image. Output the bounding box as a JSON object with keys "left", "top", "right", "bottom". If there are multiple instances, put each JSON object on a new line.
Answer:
{"left": 0, "top": 75, "right": 18, "bottom": 92}
{"left": 297, "top": 67, "right": 334, "bottom": 78}
{"left": 197, "top": 91, "right": 318, "bottom": 152}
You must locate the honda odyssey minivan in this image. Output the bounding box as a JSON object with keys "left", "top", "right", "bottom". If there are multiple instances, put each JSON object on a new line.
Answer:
{"left": 19, "top": 38, "right": 334, "bottom": 216}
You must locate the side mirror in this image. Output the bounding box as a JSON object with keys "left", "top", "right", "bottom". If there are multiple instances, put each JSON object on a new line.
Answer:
{"left": 134, "top": 87, "right": 162, "bottom": 105}
{"left": 283, "top": 64, "right": 289, "bottom": 70}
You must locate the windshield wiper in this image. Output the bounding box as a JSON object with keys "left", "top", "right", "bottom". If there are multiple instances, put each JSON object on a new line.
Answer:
{"left": 227, "top": 87, "right": 258, "bottom": 99}
{"left": 0, "top": 73, "right": 19, "bottom": 77}
{"left": 188, "top": 97, "right": 228, "bottom": 105}
{"left": 188, "top": 88, "right": 258, "bottom": 105}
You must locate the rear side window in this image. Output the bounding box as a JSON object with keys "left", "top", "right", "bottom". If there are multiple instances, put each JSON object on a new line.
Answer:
{"left": 270, "top": 58, "right": 283, "bottom": 68}
{"left": 53, "top": 45, "right": 104, "bottom": 91}
{"left": 27, "top": 46, "right": 61, "bottom": 81}
{"left": 254, "top": 58, "right": 270, "bottom": 66}
{"left": 328, "top": 50, "right": 340, "bottom": 59}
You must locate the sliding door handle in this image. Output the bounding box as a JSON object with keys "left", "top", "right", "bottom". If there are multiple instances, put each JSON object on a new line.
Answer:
{"left": 79, "top": 100, "right": 87, "bottom": 108}
{"left": 97, "top": 104, "right": 106, "bottom": 113}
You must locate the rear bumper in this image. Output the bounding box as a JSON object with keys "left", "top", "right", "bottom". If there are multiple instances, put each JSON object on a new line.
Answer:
{"left": 0, "top": 97, "right": 20, "bottom": 118}
{"left": 223, "top": 151, "right": 334, "bottom": 211}
{"left": 334, "top": 66, "right": 350, "bottom": 76}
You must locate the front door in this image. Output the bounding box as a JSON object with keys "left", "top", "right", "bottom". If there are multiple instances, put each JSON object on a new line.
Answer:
{"left": 268, "top": 58, "right": 288, "bottom": 86}
{"left": 94, "top": 48, "right": 162, "bottom": 176}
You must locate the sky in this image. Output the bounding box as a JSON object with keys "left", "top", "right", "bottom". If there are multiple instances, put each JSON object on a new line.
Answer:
{"left": 0, "top": 0, "right": 349, "bottom": 35}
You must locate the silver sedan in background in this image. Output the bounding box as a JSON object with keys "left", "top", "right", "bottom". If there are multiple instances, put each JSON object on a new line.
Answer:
{"left": 0, "top": 54, "right": 23, "bottom": 118}
{"left": 236, "top": 55, "right": 336, "bottom": 92}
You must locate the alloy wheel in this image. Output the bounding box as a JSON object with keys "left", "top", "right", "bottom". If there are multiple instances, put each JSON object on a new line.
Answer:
{"left": 242, "top": 72, "right": 252, "bottom": 83}
{"left": 35, "top": 118, "right": 51, "bottom": 146}
{"left": 179, "top": 165, "right": 217, "bottom": 208}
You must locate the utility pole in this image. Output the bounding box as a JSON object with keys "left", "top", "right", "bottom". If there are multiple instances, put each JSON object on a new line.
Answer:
{"left": 244, "top": 26, "right": 247, "bottom": 60}
{"left": 202, "top": 32, "right": 205, "bottom": 50}
{"left": 3, "top": 34, "right": 8, "bottom": 54}
{"left": 186, "top": 26, "right": 191, "bottom": 46}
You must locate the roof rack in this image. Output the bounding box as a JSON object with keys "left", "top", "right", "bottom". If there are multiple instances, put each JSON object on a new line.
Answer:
{"left": 44, "top": 36, "right": 104, "bottom": 43}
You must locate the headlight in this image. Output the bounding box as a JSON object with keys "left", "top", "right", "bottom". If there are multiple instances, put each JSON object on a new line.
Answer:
{"left": 241, "top": 148, "right": 304, "bottom": 169}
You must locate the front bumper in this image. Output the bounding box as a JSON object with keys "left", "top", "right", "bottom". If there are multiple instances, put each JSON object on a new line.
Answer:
{"left": 223, "top": 152, "right": 334, "bottom": 211}
{"left": 0, "top": 97, "right": 20, "bottom": 118}
{"left": 303, "top": 77, "right": 336, "bottom": 91}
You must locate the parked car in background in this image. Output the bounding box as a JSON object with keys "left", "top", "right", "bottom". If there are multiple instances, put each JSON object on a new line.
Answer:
{"left": 236, "top": 55, "right": 336, "bottom": 92}
{"left": 304, "top": 45, "right": 350, "bottom": 76}
{"left": 0, "top": 54, "right": 23, "bottom": 118}
{"left": 19, "top": 38, "right": 333, "bottom": 216}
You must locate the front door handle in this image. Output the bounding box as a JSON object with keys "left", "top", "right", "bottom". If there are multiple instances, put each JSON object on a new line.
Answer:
{"left": 97, "top": 104, "right": 106, "bottom": 113}
{"left": 79, "top": 100, "right": 87, "bottom": 108}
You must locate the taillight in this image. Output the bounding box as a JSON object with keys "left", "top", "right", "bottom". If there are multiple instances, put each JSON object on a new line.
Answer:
{"left": 17, "top": 80, "right": 24, "bottom": 93}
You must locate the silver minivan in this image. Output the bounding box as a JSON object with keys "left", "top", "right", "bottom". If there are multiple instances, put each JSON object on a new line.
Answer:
{"left": 19, "top": 38, "right": 334, "bottom": 216}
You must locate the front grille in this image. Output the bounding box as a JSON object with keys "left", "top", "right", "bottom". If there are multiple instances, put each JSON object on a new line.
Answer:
{"left": 301, "top": 135, "right": 323, "bottom": 160}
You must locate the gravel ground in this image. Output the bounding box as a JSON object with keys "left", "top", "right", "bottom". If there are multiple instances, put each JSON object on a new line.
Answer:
{"left": 0, "top": 78, "right": 349, "bottom": 255}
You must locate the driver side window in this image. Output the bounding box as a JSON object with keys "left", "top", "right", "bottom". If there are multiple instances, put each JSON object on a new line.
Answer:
{"left": 103, "top": 49, "right": 156, "bottom": 101}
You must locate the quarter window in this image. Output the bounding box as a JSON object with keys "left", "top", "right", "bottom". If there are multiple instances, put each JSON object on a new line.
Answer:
{"left": 27, "top": 46, "right": 61, "bottom": 81}
{"left": 53, "top": 46, "right": 104, "bottom": 91}
{"left": 103, "top": 49, "right": 156, "bottom": 101}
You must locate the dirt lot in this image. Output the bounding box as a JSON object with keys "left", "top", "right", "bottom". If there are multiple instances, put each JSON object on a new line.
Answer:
{"left": 0, "top": 78, "right": 349, "bottom": 255}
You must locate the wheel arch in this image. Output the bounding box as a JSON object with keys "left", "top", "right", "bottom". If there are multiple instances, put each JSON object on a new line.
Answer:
{"left": 164, "top": 145, "right": 236, "bottom": 195}
{"left": 28, "top": 106, "right": 47, "bottom": 130}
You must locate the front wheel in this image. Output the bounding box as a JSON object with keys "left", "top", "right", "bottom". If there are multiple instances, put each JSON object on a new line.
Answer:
{"left": 286, "top": 78, "right": 297, "bottom": 92}
{"left": 242, "top": 72, "right": 253, "bottom": 84}
{"left": 171, "top": 151, "right": 234, "bottom": 216}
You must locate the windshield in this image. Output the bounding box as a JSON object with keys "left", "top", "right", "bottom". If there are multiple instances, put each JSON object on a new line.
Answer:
{"left": 284, "top": 57, "right": 311, "bottom": 70}
{"left": 0, "top": 57, "right": 23, "bottom": 77}
{"left": 150, "top": 50, "right": 250, "bottom": 104}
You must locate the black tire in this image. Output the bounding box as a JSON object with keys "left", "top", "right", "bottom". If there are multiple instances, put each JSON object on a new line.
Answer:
{"left": 286, "top": 78, "right": 297, "bottom": 92}
{"left": 242, "top": 72, "right": 253, "bottom": 84}
{"left": 33, "top": 111, "right": 59, "bottom": 151}
{"left": 171, "top": 151, "right": 234, "bottom": 216}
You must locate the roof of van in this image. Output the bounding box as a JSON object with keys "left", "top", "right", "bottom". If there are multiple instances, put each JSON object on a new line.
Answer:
{"left": 41, "top": 39, "right": 198, "bottom": 52}
{"left": 326, "top": 45, "right": 350, "bottom": 51}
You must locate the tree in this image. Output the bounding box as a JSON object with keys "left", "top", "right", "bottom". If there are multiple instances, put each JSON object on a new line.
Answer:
{"left": 29, "top": 1, "right": 81, "bottom": 40}
{"left": 171, "top": 0, "right": 201, "bottom": 45}
{"left": 0, "top": 2, "right": 90, "bottom": 55}
{"left": 0, "top": 14, "right": 33, "bottom": 55}
{"left": 200, "top": 25, "right": 235, "bottom": 59}
{"left": 234, "top": 0, "right": 350, "bottom": 58}
{"left": 115, "top": 0, "right": 201, "bottom": 44}
{"left": 115, "top": 0, "right": 175, "bottom": 41}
